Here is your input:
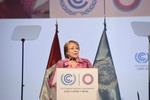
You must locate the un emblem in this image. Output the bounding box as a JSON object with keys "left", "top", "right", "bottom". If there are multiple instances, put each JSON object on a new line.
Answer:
{"left": 94, "top": 59, "right": 118, "bottom": 90}
{"left": 60, "top": 0, "right": 97, "bottom": 15}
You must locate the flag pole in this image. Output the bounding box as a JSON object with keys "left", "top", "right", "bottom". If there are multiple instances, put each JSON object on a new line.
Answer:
{"left": 56, "top": 19, "right": 58, "bottom": 33}
{"left": 103, "top": 0, "right": 106, "bottom": 33}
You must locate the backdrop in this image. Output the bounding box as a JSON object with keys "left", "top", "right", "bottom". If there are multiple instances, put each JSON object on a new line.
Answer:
{"left": 0, "top": 17, "right": 149, "bottom": 100}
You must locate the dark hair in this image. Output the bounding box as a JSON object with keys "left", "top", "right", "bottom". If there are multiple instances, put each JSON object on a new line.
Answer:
{"left": 64, "top": 40, "right": 80, "bottom": 58}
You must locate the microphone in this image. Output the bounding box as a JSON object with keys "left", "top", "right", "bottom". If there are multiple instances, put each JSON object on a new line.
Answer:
{"left": 69, "top": 58, "right": 77, "bottom": 62}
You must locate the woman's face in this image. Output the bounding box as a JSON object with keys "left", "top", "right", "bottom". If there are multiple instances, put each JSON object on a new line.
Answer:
{"left": 66, "top": 42, "right": 79, "bottom": 59}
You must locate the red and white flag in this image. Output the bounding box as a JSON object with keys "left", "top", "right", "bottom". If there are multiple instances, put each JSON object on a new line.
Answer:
{"left": 39, "top": 23, "right": 62, "bottom": 100}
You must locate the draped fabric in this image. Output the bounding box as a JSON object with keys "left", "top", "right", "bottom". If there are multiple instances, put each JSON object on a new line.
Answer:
{"left": 93, "top": 27, "right": 121, "bottom": 100}
{"left": 0, "top": 0, "right": 49, "bottom": 18}
{"left": 22, "top": 0, "right": 37, "bottom": 15}
{"left": 40, "top": 23, "right": 62, "bottom": 100}
{"left": 0, "top": 0, "right": 30, "bottom": 18}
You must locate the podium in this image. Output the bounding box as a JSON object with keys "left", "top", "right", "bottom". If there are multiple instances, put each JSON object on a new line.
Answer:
{"left": 56, "top": 68, "right": 99, "bottom": 100}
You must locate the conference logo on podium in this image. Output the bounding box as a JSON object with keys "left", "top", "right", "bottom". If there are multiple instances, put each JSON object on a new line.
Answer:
{"left": 61, "top": 73, "right": 94, "bottom": 86}
{"left": 82, "top": 73, "right": 94, "bottom": 85}
{"left": 57, "top": 69, "right": 98, "bottom": 100}
{"left": 61, "top": 74, "right": 76, "bottom": 85}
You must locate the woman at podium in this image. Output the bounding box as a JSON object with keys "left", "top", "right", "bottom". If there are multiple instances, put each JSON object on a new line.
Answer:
{"left": 48, "top": 40, "right": 93, "bottom": 100}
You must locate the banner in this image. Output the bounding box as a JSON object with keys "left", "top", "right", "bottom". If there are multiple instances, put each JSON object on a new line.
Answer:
{"left": 50, "top": 0, "right": 102, "bottom": 18}
{"left": 50, "top": 0, "right": 150, "bottom": 18}
{"left": 1, "top": 0, "right": 150, "bottom": 18}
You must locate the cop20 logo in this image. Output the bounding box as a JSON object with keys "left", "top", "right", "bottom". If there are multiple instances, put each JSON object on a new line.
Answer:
{"left": 113, "top": 0, "right": 141, "bottom": 11}
{"left": 135, "top": 52, "right": 149, "bottom": 63}
{"left": 60, "top": 0, "right": 97, "bottom": 15}
{"left": 61, "top": 74, "right": 76, "bottom": 85}
{"left": 82, "top": 73, "right": 93, "bottom": 85}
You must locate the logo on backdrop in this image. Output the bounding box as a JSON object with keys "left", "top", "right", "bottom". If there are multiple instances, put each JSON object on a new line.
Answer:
{"left": 135, "top": 52, "right": 148, "bottom": 70}
{"left": 113, "top": 0, "right": 141, "bottom": 11}
{"left": 135, "top": 52, "right": 148, "bottom": 63}
{"left": 60, "top": 0, "right": 97, "bottom": 15}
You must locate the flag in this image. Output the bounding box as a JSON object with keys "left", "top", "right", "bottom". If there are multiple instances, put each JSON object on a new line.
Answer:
{"left": 93, "top": 24, "right": 121, "bottom": 100}
{"left": 39, "top": 23, "right": 62, "bottom": 100}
